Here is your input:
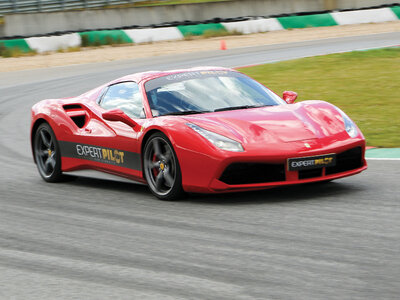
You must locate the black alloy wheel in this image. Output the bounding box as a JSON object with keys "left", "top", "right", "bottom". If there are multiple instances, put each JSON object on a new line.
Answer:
{"left": 34, "top": 123, "right": 63, "bottom": 182}
{"left": 143, "top": 133, "right": 183, "bottom": 200}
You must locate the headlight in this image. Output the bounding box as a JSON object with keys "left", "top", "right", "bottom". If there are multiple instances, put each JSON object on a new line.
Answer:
{"left": 335, "top": 107, "right": 358, "bottom": 138}
{"left": 186, "top": 123, "right": 244, "bottom": 152}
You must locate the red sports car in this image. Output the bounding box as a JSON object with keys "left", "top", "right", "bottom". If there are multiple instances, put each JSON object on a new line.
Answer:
{"left": 31, "top": 67, "right": 367, "bottom": 200}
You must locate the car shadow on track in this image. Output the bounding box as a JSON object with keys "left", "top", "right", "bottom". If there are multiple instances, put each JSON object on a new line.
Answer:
{"left": 61, "top": 174, "right": 150, "bottom": 195}
{"left": 185, "top": 181, "right": 365, "bottom": 205}
{"left": 62, "top": 174, "right": 365, "bottom": 205}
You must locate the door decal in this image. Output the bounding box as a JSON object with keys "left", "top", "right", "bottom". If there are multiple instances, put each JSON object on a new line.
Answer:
{"left": 59, "top": 141, "right": 141, "bottom": 171}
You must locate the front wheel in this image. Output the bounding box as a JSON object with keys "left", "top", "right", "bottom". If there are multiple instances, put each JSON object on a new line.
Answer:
{"left": 143, "top": 133, "right": 184, "bottom": 200}
{"left": 33, "top": 123, "right": 64, "bottom": 182}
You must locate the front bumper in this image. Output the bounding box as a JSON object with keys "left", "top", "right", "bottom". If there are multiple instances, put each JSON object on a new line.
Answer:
{"left": 178, "top": 138, "right": 367, "bottom": 193}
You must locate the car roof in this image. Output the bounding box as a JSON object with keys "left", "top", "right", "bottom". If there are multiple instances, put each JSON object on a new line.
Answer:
{"left": 111, "top": 66, "right": 237, "bottom": 84}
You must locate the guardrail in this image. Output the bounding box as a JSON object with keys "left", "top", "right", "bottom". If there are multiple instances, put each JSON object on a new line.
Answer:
{"left": 0, "top": 0, "right": 146, "bottom": 16}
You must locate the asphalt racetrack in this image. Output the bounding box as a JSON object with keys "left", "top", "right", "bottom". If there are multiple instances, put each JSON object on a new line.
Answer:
{"left": 1, "top": 32, "right": 400, "bottom": 299}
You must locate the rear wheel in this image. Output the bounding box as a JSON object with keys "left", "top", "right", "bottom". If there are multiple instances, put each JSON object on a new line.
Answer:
{"left": 34, "top": 123, "right": 64, "bottom": 182}
{"left": 143, "top": 133, "right": 183, "bottom": 200}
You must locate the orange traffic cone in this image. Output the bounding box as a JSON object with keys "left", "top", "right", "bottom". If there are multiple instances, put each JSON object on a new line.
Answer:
{"left": 220, "top": 40, "right": 227, "bottom": 50}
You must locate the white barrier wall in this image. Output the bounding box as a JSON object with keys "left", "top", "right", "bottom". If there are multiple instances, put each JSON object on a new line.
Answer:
{"left": 26, "top": 33, "right": 81, "bottom": 53}
{"left": 3, "top": 5, "right": 400, "bottom": 54}
{"left": 331, "top": 8, "right": 398, "bottom": 25}
{"left": 222, "top": 19, "right": 284, "bottom": 34}
{"left": 4, "top": 0, "right": 400, "bottom": 37}
{"left": 124, "top": 28, "right": 184, "bottom": 43}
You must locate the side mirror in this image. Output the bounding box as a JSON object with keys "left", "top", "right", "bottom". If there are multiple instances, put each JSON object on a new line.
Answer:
{"left": 283, "top": 91, "right": 298, "bottom": 104}
{"left": 102, "top": 109, "right": 139, "bottom": 130}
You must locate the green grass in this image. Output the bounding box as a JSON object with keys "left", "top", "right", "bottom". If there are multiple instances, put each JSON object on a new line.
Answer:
{"left": 238, "top": 48, "right": 400, "bottom": 147}
{"left": 202, "top": 29, "right": 242, "bottom": 38}
{"left": 183, "top": 29, "right": 242, "bottom": 40}
{"left": 0, "top": 43, "right": 36, "bottom": 57}
{"left": 57, "top": 46, "right": 81, "bottom": 53}
{"left": 80, "top": 33, "right": 128, "bottom": 47}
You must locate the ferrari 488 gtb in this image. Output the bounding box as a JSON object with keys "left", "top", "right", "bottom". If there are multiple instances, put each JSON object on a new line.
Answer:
{"left": 31, "top": 67, "right": 367, "bottom": 200}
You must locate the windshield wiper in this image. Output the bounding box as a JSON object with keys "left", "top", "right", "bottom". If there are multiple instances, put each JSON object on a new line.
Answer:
{"left": 162, "top": 110, "right": 211, "bottom": 116}
{"left": 214, "top": 104, "right": 271, "bottom": 112}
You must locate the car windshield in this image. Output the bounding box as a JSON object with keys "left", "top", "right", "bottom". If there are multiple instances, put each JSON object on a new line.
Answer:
{"left": 144, "top": 70, "right": 285, "bottom": 116}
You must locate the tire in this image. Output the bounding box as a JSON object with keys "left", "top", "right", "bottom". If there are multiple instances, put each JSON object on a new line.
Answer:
{"left": 33, "top": 123, "right": 64, "bottom": 182}
{"left": 143, "top": 132, "right": 184, "bottom": 200}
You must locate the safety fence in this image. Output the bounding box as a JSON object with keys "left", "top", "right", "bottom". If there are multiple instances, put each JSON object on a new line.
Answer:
{"left": 0, "top": 0, "right": 145, "bottom": 16}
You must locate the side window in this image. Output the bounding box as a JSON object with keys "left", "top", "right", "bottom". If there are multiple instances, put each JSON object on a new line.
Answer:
{"left": 100, "top": 82, "right": 145, "bottom": 119}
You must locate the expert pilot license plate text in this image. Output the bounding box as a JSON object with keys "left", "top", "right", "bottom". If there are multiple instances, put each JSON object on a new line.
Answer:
{"left": 288, "top": 154, "right": 336, "bottom": 171}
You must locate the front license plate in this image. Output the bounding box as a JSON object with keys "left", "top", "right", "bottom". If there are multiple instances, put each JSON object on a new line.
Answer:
{"left": 288, "top": 154, "right": 336, "bottom": 171}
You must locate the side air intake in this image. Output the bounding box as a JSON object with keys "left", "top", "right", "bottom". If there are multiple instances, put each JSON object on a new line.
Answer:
{"left": 63, "top": 104, "right": 88, "bottom": 128}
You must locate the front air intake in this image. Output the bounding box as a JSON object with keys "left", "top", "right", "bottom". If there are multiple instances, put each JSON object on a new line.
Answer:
{"left": 219, "top": 163, "right": 285, "bottom": 185}
{"left": 325, "top": 147, "right": 363, "bottom": 175}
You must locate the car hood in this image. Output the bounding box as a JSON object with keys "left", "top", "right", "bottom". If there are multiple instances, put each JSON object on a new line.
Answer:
{"left": 183, "top": 100, "right": 347, "bottom": 145}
